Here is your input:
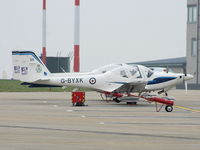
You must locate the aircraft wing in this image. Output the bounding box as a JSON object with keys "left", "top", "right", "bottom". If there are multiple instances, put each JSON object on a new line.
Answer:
{"left": 113, "top": 81, "right": 147, "bottom": 93}
{"left": 98, "top": 80, "right": 147, "bottom": 93}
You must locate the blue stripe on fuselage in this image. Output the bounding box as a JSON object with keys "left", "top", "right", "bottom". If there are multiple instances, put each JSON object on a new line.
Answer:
{"left": 110, "top": 82, "right": 128, "bottom": 84}
{"left": 147, "top": 77, "right": 176, "bottom": 85}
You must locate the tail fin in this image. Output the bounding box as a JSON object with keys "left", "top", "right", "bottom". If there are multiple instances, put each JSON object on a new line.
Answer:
{"left": 12, "top": 51, "right": 50, "bottom": 82}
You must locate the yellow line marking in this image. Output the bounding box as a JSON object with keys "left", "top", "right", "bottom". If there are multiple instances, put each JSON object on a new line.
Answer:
{"left": 174, "top": 105, "right": 200, "bottom": 113}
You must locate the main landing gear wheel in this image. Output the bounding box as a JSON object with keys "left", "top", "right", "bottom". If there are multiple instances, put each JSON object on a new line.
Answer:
{"left": 165, "top": 105, "right": 173, "bottom": 112}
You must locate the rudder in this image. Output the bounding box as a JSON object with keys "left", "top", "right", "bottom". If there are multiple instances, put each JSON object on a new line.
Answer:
{"left": 12, "top": 51, "right": 50, "bottom": 82}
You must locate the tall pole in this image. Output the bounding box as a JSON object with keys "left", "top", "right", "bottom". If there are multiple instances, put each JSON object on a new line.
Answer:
{"left": 197, "top": 0, "right": 199, "bottom": 84}
{"left": 74, "top": 0, "right": 80, "bottom": 72}
{"left": 42, "top": 0, "right": 47, "bottom": 64}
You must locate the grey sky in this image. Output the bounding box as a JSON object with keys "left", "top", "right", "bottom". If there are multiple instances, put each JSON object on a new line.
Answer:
{"left": 0, "top": 0, "right": 187, "bottom": 78}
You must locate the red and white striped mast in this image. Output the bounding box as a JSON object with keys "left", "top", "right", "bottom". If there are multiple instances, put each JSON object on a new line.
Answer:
{"left": 42, "top": 0, "right": 47, "bottom": 64}
{"left": 74, "top": 0, "right": 80, "bottom": 72}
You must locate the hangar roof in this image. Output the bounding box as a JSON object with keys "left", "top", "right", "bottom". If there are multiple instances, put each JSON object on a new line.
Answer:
{"left": 128, "top": 57, "right": 186, "bottom": 67}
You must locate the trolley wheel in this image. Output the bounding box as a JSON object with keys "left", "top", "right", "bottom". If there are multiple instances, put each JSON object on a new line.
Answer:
{"left": 165, "top": 105, "right": 173, "bottom": 112}
{"left": 76, "top": 102, "right": 84, "bottom": 106}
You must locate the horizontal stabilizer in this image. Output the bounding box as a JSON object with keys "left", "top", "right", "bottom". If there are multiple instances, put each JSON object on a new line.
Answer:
{"left": 21, "top": 82, "right": 62, "bottom": 88}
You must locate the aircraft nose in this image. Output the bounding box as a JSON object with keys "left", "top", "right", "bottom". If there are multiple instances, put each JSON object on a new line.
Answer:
{"left": 184, "top": 74, "right": 194, "bottom": 81}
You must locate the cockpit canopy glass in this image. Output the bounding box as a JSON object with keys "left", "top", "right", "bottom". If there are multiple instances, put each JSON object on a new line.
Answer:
{"left": 146, "top": 69, "right": 154, "bottom": 78}
{"left": 120, "top": 70, "right": 128, "bottom": 78}
{"left": 130, "top": 66, "right": 142, "bottom": 78}
{"left": 111, "top": 65, "right": 141, "bottom": 78}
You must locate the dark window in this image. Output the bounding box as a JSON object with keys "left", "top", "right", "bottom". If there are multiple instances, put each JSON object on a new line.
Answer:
{"left": 188, "top": 5, "right": 197, "bottom": 23}
{"left": 191, "top": 38, "right": 197, "bottom": 57}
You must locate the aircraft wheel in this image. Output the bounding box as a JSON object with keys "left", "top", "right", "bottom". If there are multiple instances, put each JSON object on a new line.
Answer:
{"left": 165, "top": 105, "right": 173, "bottom": 112}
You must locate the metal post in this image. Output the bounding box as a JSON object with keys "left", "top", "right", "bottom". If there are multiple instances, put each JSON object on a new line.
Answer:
{"left": 42, "top": 0, "right": 47, "bottom": 64}
{"left": 74, "top": 0, "right": 80, "bottom": 72}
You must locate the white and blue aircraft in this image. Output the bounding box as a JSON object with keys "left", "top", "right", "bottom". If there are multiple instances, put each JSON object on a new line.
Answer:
{"left": 12, "top": 51, "right": 193, "bottom": 112}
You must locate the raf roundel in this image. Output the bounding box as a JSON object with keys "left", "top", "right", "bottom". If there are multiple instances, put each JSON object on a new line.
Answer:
{"left": 89, "top": 77, "right": 96, "bottom": 85}
{"left": 36, "top": 64, "right": 42, "bottom": 73}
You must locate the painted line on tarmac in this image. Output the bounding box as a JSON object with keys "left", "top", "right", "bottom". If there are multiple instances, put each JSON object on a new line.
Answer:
{"left": 0, "top": 124, "right": 199, "bottom": 141}
{"left": 174, "top": 105, "right": 200, "bottom": 113}
{"left": 106, "top": 122, "right": 200, "bottom": 126}
{"left": 66, "top": 109, "right": 73, "bottom": 112}
{"left": 99, "top": 122, "right": 105, "bottom": 125}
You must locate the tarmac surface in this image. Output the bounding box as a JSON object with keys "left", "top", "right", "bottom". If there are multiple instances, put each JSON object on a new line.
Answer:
{"left": 0, "top": 90, "right": 200, "bottom": 150}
